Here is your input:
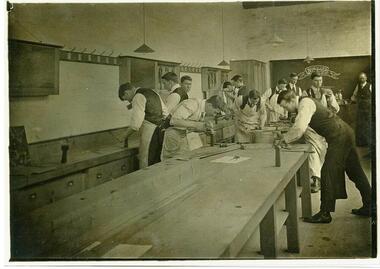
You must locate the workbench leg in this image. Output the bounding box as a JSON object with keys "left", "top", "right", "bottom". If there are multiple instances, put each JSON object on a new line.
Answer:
{"left": 285, "top": 176, "right": 300, "bottom": 253}
{"left": 259, "top": 205, "right": 278, "bottom": 259}
{"left": 300, "top": 160, "right": 312, "bottom": 218}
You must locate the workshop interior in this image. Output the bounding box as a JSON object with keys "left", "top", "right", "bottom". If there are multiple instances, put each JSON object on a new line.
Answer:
{"left": 7, "top": 0, "right": 375, "bottom": 261}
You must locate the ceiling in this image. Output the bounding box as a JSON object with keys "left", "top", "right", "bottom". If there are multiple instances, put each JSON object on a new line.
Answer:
{"left": 242, "top": 1, "right": 326, "bottom": 9}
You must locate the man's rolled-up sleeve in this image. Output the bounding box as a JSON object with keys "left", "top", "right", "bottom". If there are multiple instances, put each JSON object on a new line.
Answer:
{"left": 284, "top": 98, "right": 316, "bottom": 143}
{"left": 129, "top": 93, "right": 146, "bottom": 131}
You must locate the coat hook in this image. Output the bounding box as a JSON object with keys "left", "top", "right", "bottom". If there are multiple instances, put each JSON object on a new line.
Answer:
{"left": 70, "top": 47, "right": 76, "bottom": 52}
{"left": 90, "top": 49, "right": 97, "bottom": 54}
{"left": 81, "top": 48, "right": 87, "bottom": 53}
{"left": 108, "top": 50, "right": 114, "bottom": 56}
{"left": 100, "top": 50, "right": 106, "bottom": 56}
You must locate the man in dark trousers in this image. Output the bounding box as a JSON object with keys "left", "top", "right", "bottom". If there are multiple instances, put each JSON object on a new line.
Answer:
{"left": 119, "top": 82, "right": 169, "bottom": 168}
{"left": 276, "top": 90, "right": 372, "bottom": 223}
{"left": 351, "top": 72, "right": 372, "bottom": 152}
{"left": 162, "top": 72, "right": 189, "bottom": 114}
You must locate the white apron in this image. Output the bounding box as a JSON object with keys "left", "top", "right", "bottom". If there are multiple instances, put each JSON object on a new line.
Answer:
{"left": 267, "top": 93, "right": 287, "bottom": 123}
{"left": 138, "top": 120, "right": 158, "bottom": 169}
{"left": 304, "top": 127, "right": 327, "bottom": 178}
{"left": 234, "top": 100, "right": 262, "bottom": 143}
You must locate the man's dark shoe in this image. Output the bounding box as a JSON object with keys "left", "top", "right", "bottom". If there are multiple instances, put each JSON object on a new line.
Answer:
{"left": 303, "top": 211, "right": 332, "bottom": 224}
{"left": 352, "top": 207, "right": 371, "bottom": 217}
{"left": 310, "top": 177, "right": 321, "bottom": 193}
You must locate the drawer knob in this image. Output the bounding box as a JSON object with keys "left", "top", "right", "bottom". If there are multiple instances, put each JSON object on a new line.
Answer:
{"left": 29, "top": 193, "right": 37, "bottom": 200}
{"left": 121, "top": 165, "right": 127, "bottom": 171}
{"left": 67, "top": 181, "right": 74, "bottom": 187}
{"left": 96, "top": 173, "right": 103, "bottom": 179}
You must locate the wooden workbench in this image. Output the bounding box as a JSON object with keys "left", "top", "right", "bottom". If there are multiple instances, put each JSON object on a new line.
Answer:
{"left": 11, "top": 144, "right": 311, "bottom": 260}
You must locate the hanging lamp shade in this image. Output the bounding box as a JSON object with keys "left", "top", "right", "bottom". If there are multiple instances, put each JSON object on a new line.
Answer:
{"left": 218, "top": 5, "right": 229, "bottom": 66}
{"left": 134, "top": 43, "right": 154, "bottom": 53}
{"left": 134, "top": 4, "right": 154, "bottom": 53}
{"left": 304, "top": 55, "right": 314, "bottom": 64}
{"left": 270, "top": 33, "right": 284, "bottom": 46}
{"left": 218, "top": 59, "right": 229, "bottom": 66}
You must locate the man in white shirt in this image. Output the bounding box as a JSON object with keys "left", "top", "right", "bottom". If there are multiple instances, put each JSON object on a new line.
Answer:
{"left": 303, "top": 72, "right": 340, "bottom": 113}
{"left": 220, "top": 81, "right": 235, "bottom": 113}
{"left": 262, "top": 79, "right": 288, "bottom": 123}
{"left": 162, "top": 72, "right": 189, "bottom": 114}
{"left": 286, "top": 72, "right": 303, "bottom": 96}
{"left": 161, "top": 95, "right": 227, "bottom": 159}
{"left": 351, "top": 72, "right": 372, "bottom": 151}
{"left": 118, "top": 83, "right": 169, "bottom": 168}
{"left": 302, "top": 72, "right": 340, "bottom": 193}
{"left": 277, "top": 90, "right": 372, "bottom": 223}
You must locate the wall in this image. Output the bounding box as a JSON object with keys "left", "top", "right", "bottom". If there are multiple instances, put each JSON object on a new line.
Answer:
{"left": 9, "top": 3, "right": 249, "bottom": 67}
{"left": 10, "top": 61, "right": 128, "bottom": 143}
{"left": 243, "top": 1, "right": 371, "bottom": 62}
{"left": 270, "top": 56, "right": 371, "bottom": 98}
{"left": 8, "top": 3, "right": 249, "bottom": 142}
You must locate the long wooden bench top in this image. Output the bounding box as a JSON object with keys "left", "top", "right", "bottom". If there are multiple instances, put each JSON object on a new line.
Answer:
{"left": 122, "top": 145, "right": 309, "bottom": 258}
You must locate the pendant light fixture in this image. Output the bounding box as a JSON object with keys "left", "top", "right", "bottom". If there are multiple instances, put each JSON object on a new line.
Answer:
{"left": 304, "top": 24, "right": 314, "bottom": 64}
{"left": 218, "top": 4, "right": 229, "bottom": 66}
{"left": 134, "top": 3, "right": 154, "bottom": 53}
{"left": 269, "top": 3, "right": 284, "bottom": 46}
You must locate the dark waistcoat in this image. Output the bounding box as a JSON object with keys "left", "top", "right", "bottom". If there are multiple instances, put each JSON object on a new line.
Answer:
{"left": 136, "top": 88, "right": 164, "bottom": 125}
{"left": 171, "top": 87, "right": 189, "bottom": 103}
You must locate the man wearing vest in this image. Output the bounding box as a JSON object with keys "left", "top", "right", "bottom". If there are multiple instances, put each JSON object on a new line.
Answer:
{"left": 162, "top": 72, "right": 189, "bottom": 114}
{"left": 119, "top": 83, "right": 169, "bottom": 169}
{"left": 233, "top": 89, "right": 267, "bottom": 143}
{"left": 286, "top": 72, "right": 303, "bottom": 96}
{"left": 161, "top": 95, "right": 228, "bottom": 160}
{"left": 303, "top": 72, "right": 340, "bottom": 113}
{"left": 277, "top": 90, "right": 372, "bottom": 223}
{"left": 351, "top": 72, "right": 372, "bottom": 151}
{"left": 262, "top": 79, "right": 288, "bottom": 123}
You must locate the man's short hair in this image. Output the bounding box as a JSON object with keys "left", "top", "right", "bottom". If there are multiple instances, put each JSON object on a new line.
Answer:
{"left": 310, "top": 72, "right": 322, "bottom": 80}
{"left": 118, "top": 82, "right": 133, "bottom": 100}
{"left": 223, "top": 81, "right": 232, "bottom": 89}
{"left": 161, "top": 72, "right": 178, "bottom": 83}
{"left": 231, "top": 75, "right": 242, "bottom": 82}
{"left": 289, "top": 72, "right": 298, "bottom": 78}
{"left": 277, "top": 90, "right": 296, "bottom": 105}
{"left": 248, "top": 89, "right": 260, "bottom": 99}
{"left": 207, "top": 95, "right": 226, "bottom": 111}
{"left": 277, "top": 78, "right": 287, "bottom": 85}
{"left": 180, "top": 75, "right": 192, "bottom": 83}
{"left": 223, "top": 81, "right": 232, "bottom": 88}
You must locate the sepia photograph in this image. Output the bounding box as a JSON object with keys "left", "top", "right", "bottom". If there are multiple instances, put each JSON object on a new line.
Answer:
{"left": 4, "top": 0, "right": 377, "bottom": 266}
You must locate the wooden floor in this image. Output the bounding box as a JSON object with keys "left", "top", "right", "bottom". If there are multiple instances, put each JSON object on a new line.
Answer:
{"left": 238, "top": 146, "right": 374, "bottom": 259}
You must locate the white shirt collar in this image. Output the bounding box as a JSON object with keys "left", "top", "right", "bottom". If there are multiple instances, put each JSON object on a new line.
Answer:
{"left": 170, "top": 83, "right": 181, "bottom": 93}
{"left": 360, "top": 82, "right": 367, "bottom": 87}
{"left": 311, "top": 85, "right": 320, "bottom": 92}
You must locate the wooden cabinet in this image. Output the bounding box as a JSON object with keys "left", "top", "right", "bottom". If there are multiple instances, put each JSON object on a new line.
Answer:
{"left": 9, "top": 39, "right": 62, "bottom": 97}
{"left": 119, "top": 56, "right": 180, "bottom": 91}
{"left": 201, "top": 67, "right": 231, "bottom": 98}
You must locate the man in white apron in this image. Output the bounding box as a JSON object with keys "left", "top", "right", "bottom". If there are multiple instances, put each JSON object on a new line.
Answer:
{"left": 302, "top": 72, "right": 340, "bottom": 192}
{"left": 262, "top": 79, "right": 288, "bottom": 123}
{"left": 161, "top": 95, "right": 228, "bottom": 160}
{"left": 233, "top": 89, "right": 267, "bottom": 143}
{"left": 119, "top": 83, "right": 169, "bottom": 169}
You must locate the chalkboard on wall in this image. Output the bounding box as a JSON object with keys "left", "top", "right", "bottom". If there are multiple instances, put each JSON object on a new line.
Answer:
{"left": 270, "top": 56, "right": 371, "bottom": 99}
